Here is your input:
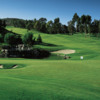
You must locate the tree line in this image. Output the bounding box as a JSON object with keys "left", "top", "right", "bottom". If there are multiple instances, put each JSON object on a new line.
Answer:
{"left": 1, "top": 13, "right": 100, "bottom": 37}
{"left": 0, "top": 19, "right": 42, "bottom": 45}
{"left": 68, "top": 13, "right": 100, "bottom": 37}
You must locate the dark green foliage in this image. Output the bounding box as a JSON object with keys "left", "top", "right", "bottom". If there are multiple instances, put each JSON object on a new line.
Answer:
{"left": 99, "top": 21, "right": 100, "bottom": 33}
{"left": 0, "top": 19, "right": 6, "bottom": 35}
{"left": 22, "top": 32, "right": 34, "bottom": 46}
{"left": 34, "top": 18, "right": 47, "bottom": 33}
{"left": 34, "top": 21, "right": 41, "bottom": 31}
{"left": 90, "top": 20, "right": 100, "bottom": 37}
{"left": 7, "top": 49, "right": 50, "bottom": 59}
{"left": 26, "top": 20, "right": 34, "bottom": 30}
{"left": 1, "top": 14, "right": 100, "bottom": 36}
{"left": 23, "top": 49, "right": 50, "bottom": 59}
{"left": 4, "top": 33, "right": 19, "bottom": 45}
{"left": 72, "top": 13, "right": 79, "bottom": 22}
{"left": 37, "top": 34, "right": 42, "bottom": 43}
{"left": 61, "top": 25, "right": 69, "bottom": 34}
{"left": 68, "top": 21, "right": 76, "bottom": 35}
{"left": 46, "top": 20, "right": 54, "bottom": 34}
{"left": 0, "top": 34, "right": 3, "bottom": 43}
{"left": 2, "top": 18, "right": 26, "bottom": 28}
{"left": 53, "top": 18, "right": 62, "bottom": 33}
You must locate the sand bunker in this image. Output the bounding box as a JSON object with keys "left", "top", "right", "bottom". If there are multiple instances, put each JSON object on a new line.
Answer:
{"left": 12, "top": 65, "right": 18, "bottom": 69}
{"left": 0, "top": 65, "right": 3, "bottom": 69}
{"left": 51, "top": 49, "right": 75, "bottom": 54}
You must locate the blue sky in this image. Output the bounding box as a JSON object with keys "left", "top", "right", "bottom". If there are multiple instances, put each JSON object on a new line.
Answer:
{"left": 0, "top": 0, "right": 100, "bottom": 25}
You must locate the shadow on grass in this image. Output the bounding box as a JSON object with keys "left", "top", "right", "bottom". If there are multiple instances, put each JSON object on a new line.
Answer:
{"left": 40, "top": 42, "right": 60, "bottom": 47}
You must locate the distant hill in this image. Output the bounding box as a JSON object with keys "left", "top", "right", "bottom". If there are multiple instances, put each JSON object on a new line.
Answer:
{"left": 1, "top": 18, "right": 28, "bottom": 28}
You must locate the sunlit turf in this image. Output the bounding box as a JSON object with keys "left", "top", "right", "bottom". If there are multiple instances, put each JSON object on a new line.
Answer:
{"left": 0, "top": 59, "right": 100, "bottom": 100}
{"left": 6, "top": 26, "right": 100, "bottom": 60}
{"left": 0, "top": 26, "right": 99, "bottom": 100}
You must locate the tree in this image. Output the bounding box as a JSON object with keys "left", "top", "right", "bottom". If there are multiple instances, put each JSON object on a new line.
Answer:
{"left": 52, "top": 18, "right": 62, "bottom": 33}
{"left": 99, "top": 21, "right": 100, "bottom": 33}
{"left": 86, "top": 15, "right": 91, "bottom": 25}
{"left": 68, "top": 21, "right": 75, "bottom": 35}
{"left": 79, "top": 24, "right": 84, "bottom": 33}
{"left": 80, "top": 15, "right": 87, "bottom": 33}
{"left": 80, "top": 15, "right": 86, "bottom": 24}
{"left": 39, "top": 18, "right": 47, "bottom": 23}
{"left": 46, "top": 20, "right": 53, "bottom": 34}
{"left": 2, "top": 20, "right": 6, "bottom": 28}
{"left": 0, "top": 19, "right": 6, "bottom": 35}
{"left": 72, "top": 13, "right": 79, "bottom": 32}
{"left": 61, "top": 25, "right": 69, "bottom": 34}
{"left": 37, "top": 34, "right": 42, "bottom": 43}
{"left": 4, "top": 33, "right": 18, "bottom": 45}
{"left": 38, "top": 18, "right": 47, "bottom": 33}
{"left": 22, "top": 32, "right": 34, "bottom": 46}
{"left": 91, "top": 20, "right": 99, "bottom": 36}
{"left": 76, "top": 18, "right": 81, "bottom": 32}
{"left": 34, "top": 21, "right": 41, "bottom": 31}
{"left": 86, "top": 15, "right": 91, "bottom": 34}
{"left": 26, "top": 20, "right": 33, "bottom": 30}
{"left": 80, "top": 15, "right": 92, "bottom": 34}
{"left": 0, "top": 34, "right": 3, "bottom": 43}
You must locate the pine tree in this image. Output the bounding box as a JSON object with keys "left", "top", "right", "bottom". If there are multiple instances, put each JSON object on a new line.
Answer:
{"left": 37, "top": 34, "right": 42, "bottom": 43}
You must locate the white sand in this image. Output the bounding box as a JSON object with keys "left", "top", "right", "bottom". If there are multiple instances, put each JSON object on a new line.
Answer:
{"left": 51, "top": 49, "right": 75, "bottom": 54}
{"left": 0, "top": 65, "right": 3, "bottom": 69}
{"left": 13, "top": 65, "right": 18, "bottom": 69}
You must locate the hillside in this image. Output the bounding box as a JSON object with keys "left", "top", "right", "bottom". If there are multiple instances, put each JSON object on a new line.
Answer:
{"left": 6, "top": 26, "right": 100, "bottom": 60}
{"left": 0, "top": 27, "right": 100, "bottom": 100}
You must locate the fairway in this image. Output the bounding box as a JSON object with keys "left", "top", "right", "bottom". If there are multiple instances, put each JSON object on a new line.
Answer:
{"left": 0, "top": 59, "right": 100, "bottom": 100}
{"left": 0, "top": 27, "right": 100, "bottom": 100}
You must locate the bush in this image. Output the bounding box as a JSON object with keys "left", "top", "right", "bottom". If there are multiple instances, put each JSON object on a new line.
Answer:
{"left": 7, "top": 49, "right": 50, "bottom": 59}
{"left": 22, "top": 32, "right": 34, "bottom": 46}
{"left": 4, "top": 33, "right": 21, "bottom": 45}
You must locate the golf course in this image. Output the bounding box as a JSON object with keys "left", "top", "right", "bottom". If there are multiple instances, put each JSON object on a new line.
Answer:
{"left": 0, "top": 27, "right": 100, "bottom": 100}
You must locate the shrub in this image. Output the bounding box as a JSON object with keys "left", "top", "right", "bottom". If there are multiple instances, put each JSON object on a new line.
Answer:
{"left": 7, "top": 49, "right": 50, "bottom": 59}
{"left": 22, "top": 32, "right": 34, "bottom": 46}
{"left": 4, "top": 33, "right": 21, "bottom": 45}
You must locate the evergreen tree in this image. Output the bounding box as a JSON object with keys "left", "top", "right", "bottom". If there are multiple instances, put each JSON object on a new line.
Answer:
{"left": 37, "top": 34, "right": 42, "bottom": 43}
{"left": 68, "top": 21, "right": 75, "bottom": 35}
{"left": 34, "top": 21, "right": 41, "bottom": 31}
{"left": 46, "top": 20, "right": 53, "bottom": 34}
{"left": 53, "top": 18, "right": 62, "bottom": 33}
{"left": 99, "top": 21, "right": 100, "bottom": 33}
{"left": 22, "top": 32, "right": 34, "bottom": 46}
{"left": 72, "top": 13, "right": 79, "bottom": 32}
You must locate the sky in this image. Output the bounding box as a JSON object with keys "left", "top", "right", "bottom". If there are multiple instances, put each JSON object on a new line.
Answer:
{"left": 0, "top": 0, "right": 100, "bottom": 25}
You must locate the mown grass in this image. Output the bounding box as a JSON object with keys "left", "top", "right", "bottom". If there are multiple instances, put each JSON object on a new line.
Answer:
{"left": 0, "top": 59, "right": 100, "bottom": 100}
{"left": 6, "top": 26, "right": 100, "bottom": 60}
{"left": 0, "top": 64, "right": 25, "bottom": 69}
{"left": 0, "top": 26, "right": 98, "bottom": 100}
